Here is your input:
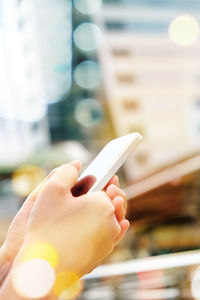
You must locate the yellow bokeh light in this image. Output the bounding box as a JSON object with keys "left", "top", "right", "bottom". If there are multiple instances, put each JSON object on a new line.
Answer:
{"left": 12, "top": 165, "right": 46, "bottom": 197}
{"left": 21, "top": 242, "right": 58, "bottom": 268}
{"left": 53, "top": 271, "right": 83, "bottom": 299}
{"left": 169, "top": 15, "right": 200, "bottom": 46}
{"left": 12, "top": 259, "right": 55, "bottom": 299}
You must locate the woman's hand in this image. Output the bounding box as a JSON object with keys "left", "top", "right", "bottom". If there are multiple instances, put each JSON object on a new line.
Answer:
{"left": 0, "top": 161, "right": 129, "bottom": 288}
{"left": 0, "top": 161, "right": 129, "bottom": 299}
{"left": 0, "top": 162, "right": 81, "bottom": 288}
{"left": 19, "top": 161, "right": 129, "bottom": 276}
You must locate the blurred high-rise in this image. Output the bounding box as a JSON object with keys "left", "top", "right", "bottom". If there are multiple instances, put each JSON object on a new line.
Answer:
{"left": 0, "top": 0, "right": 72, "bottom": 165}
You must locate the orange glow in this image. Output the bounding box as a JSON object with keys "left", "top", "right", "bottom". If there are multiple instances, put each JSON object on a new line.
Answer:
{"left": 21, "top": 242, "right": 58, "bottom": 268}
{"left": 53, "top": 271, "right": 83, "bottom": 299}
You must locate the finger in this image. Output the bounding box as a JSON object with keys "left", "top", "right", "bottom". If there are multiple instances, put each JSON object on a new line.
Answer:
{"left": 113, "top": 196, "right": 125, "bottom": 221}
{"left": 26, "top": 166, "right": 61, "bottom": 203}
{"left": 27, "top": 160, "right": 82, "bottom": 207}
{"left": 103, "top": 175, "right": 119, "bottom": 191}
{"left": 11, "top": 162, "right": 82, "bottom": 232}
{"left": 106, "top": 184, "right": 127, "bottom": 210}
{"left": 30, "top": 161, "right": 81, "bottom": 200}
{"left": 53, "top": 162, "right": 81, "bottom": 189}
{"left": 7, "top": 162, "right": 81, "bottom": 235}
{"left": 38, "top": 163, "right": 81, "bottom": 206}
{"left": 69, "top": 160, "right": 82, "bottom": 173}
{"left": 106, "top": 184, "right": 126, "bottom": 200}
{"left": 80, "top": 190, "right": 115, "bottom": 213}
{"left": 114, "top": 219, "right": 130, "bottom": 245}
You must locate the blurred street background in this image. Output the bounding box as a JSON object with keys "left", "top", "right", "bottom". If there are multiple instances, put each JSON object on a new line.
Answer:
{"left": 1, "top": 0, "right": 200, "bottom": 299}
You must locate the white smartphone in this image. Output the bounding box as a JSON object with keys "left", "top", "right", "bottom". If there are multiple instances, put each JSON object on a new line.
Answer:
{"left": 72, "top": 132, "right": 143, "bottom": 195}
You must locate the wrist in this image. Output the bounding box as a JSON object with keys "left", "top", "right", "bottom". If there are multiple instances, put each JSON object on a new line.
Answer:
{"left": 21, "top": 231, "right": 93, "bottom": 278}
{"left": 6, "top": 240, "right": 85, "bottom": 299}
{"left": 13, "top": 237, "right": 81, "bottom": 278}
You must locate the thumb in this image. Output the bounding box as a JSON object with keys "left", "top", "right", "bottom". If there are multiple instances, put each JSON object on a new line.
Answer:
{"left": 14, "top": 161, "right": 81, "bottom": 219}
{"left": 29, "top": 161, "right": 82, "bottom": 213}
{"left": 68, "top": 160, "right": 82, "bottom": 173}
{"left": 40, "top": 161, "right": 82, "bottom": 200}
{"left": 51, "top": 161, "right": 82, "bottom": 190}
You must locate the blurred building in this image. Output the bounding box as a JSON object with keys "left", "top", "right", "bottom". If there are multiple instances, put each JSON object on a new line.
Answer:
{"left": 0, "top": 0, "right": 72, "bottom": 166}
{"left": 93, "top": 0, "right": 200, "bottom": 181}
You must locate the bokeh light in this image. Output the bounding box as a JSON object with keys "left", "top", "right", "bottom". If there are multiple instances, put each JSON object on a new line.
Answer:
{"left": 53, "top": 271, "right": 83, "bottom": 299}
{"left": 74, "top": 23, "right": 102, "bottom": 52}
{"left": 74, "top": 98, "right": 103, "bottom": 127}
{"left": 74, "top": 0, "right": 102, "bottom": 15}
{"left": 12, "top": 165, "right": 46, "bottom": 197}
{"left": 191, "top": 266, "right": 200, "bottom": 300}
{"left": 74, "top": 61, "right": 101, "bottom": 89}
{"left": 21, "top": 242, "right": 58, "bottom": 268}
{"left": 137, "top": 269, "right": 163, "bottom": 282}
{"left": 169, "top": 15, "right": 200, "bottom": 46}
{"left": 12, "top": 259, "right": 55, "bottom": 299}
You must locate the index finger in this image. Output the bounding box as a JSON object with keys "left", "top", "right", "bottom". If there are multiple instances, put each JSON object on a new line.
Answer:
{"left": 103, "top": 175, "right": 119, "bottom": 191}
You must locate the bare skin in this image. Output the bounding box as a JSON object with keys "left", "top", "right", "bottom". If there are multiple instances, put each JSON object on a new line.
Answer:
{"left": 0, "top": 161, "right": 129, "bottom": 299}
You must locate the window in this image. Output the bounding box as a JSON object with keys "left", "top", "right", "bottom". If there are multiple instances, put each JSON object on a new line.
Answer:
{"left": 116, "top": 73, "right": 136, "bottom": 84}
{"left": 123, "top": 100, "right": 139, "bottom": 110}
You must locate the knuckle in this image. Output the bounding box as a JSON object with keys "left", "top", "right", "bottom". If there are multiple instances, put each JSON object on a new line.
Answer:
{"left": 58, "top": 163, "right": 78, "bottom": 177}
{"left": 96, "top": 190, "right": 107, "bottom": 198}
{"left": 67, "top": 164, "right": 79, "bottom": 181}
{"left": 95, "top": 191, "right": 114, "bottom": 211}
{"left": 60, "top": 164, "right": 79, "bottom": 184}
{"left": 92, "top": 191, "right": 106, "bottom": 202}
{"left": 47, "top": 178, "right": 67, "bottom": 194}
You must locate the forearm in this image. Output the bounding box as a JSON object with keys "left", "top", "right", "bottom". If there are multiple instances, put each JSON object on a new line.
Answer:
{"left": 0, "top": 271, "right": 25, "bottom": 300}
{"left": 0, "top": 238, "right": 82, "bottom": 300}
{"left": 0, "top": 248, "right": 12, "bottom": 289}
{"left": 0, "top": 271, "right": 56, "bottom": 300}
